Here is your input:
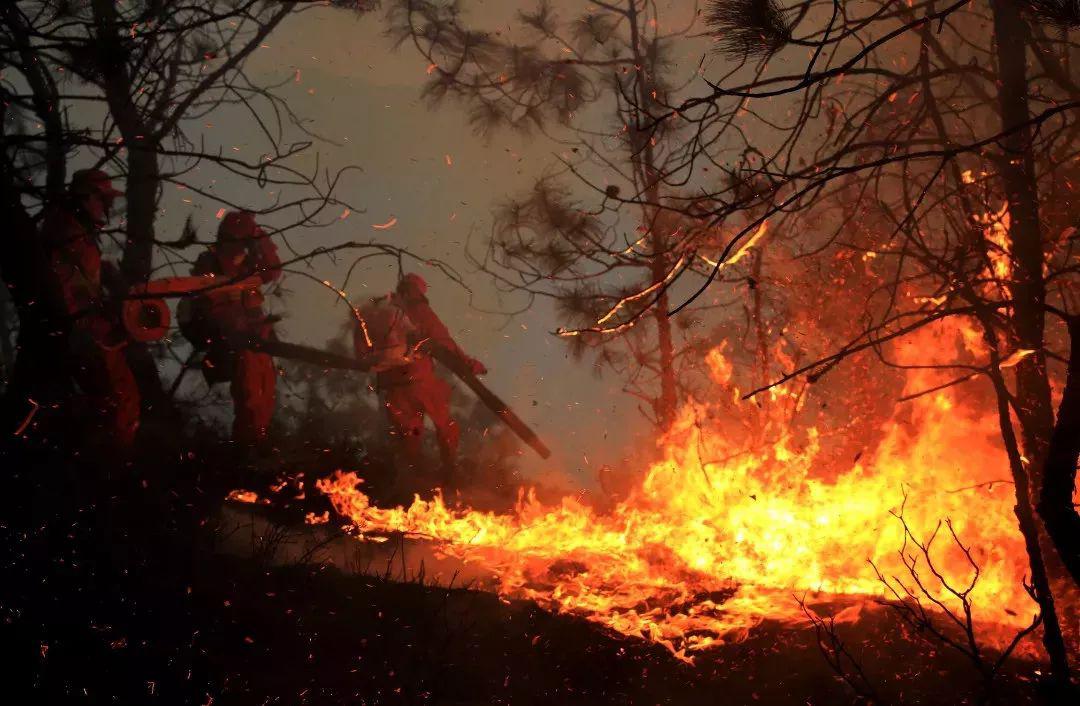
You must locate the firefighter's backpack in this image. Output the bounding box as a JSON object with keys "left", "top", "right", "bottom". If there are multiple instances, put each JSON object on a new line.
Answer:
{"left": 177, "top": 295, "right": 217, "bottom": 349}
{"left": 175, "top": 296, "right": 231, "bottom": 385}
{"left": 356, "top": 295, "right": 416, "bottom": 372}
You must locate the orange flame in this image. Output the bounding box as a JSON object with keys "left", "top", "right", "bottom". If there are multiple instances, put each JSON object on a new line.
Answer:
{"left": 318, "top": 319, "right": 1039, "bottom": 661}
{"left": 975, "top": 203, "right": 1013, "bottom": 286}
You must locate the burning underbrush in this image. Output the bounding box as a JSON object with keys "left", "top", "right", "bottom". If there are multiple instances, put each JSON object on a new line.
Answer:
{"left": 313, "top": 319, "right": 1046, "bottom": 664}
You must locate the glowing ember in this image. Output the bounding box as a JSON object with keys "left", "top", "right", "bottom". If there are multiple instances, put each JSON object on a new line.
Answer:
{"left": 318, "top": 320, "right": 1039, "bottom": 662}
{"left": 699, "top": 220, "right": 769, "bottom": 269}
{"left": 227, "top": 489, "right": 264, "bottom": 504}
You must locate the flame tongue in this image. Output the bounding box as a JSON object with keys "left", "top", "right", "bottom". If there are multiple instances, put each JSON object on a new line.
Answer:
{"left": 318, "top": 320, "right": 1038, "bottom": 661}
{"left": 318, "top": 470, "right": 767, "bottom": 657}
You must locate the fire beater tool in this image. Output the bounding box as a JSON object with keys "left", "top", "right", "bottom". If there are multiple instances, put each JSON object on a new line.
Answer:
{"left": 429, "top": 346, "right": 552, "bottom": 460}
{"left": 235, "top": 340, "right": 552, "bottom": 458}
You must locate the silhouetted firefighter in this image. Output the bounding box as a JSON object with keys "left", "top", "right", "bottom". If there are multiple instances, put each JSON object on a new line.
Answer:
{"left": 357, "top": 273, "right": 487, "bottom": 476}
{"left": 186, "top": 211, "right": 282, "bottom": 448}
{"left": 40, "top": 169, "right": 140, "bottom": 451}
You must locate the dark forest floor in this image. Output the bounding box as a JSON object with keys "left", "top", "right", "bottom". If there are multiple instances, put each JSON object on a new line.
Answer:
{"left": 0, "top": 436, "right": 1064, "bottom": 706}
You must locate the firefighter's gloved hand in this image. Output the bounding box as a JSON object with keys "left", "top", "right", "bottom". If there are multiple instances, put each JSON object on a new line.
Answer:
{"left": 253, "top": 234, "right": 278, "bottom": 263}
{"left": 468, "top": 357, "right": 487, "bottom": 376}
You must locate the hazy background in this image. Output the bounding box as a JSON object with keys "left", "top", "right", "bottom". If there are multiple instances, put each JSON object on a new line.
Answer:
{"left": 148, "top": 3, "right": 713, "bottom": 486}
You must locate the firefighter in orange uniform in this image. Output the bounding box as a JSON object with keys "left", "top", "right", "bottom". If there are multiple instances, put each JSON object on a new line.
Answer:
{"left": 41, "top": 169, "right": 140, "bottom": 450}
{"left": 191, "top": 211, "right": 281, "bottom": 446}
{"left": 362, "top": 273, "right": 486, "bottom": 473}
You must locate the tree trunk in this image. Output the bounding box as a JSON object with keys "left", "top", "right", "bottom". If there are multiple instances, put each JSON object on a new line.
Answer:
{"left": 992, "top": 0, "right": 1054, "bottom": 459}
{"left": 0, "top": 204, "right": 69, "bottom": 436}
{"left": 653, "top": 282, "right": 678, "bottom": 429}
{"left": 991, "top": 0, "right": 1072, "bottom": 681}
{"left": 1037, "top": 316, "right": 1080, "bottom": 587}
{"left": 988, "top": 361, "right": 1072, "bottom": 684}
{"left": 120, "top": 146, "right": 161, "bottom": 284}
{"left": 0, "top": 277, "right": 18, "bottom": 390}
{"left": 89, "top": 0, "right": 161, "bottom": 284}
{"left": 115, "top": 146, "right": 179, "bottom": 422}
{"left": 90, "top": 0, "right": 176, "bottom": 422}
{"left": 642, "top": 200, "right": 677, "bottom": 430}
{"left": 0, "top": 88, "right": 69, "bottom": 434}
{"left": 624, "top": 0, "right": 678, "bottom": 430}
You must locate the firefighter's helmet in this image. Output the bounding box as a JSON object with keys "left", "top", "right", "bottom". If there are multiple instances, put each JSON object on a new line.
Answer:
{"left": 397, "top": 272, "right": 429, "bottom": 297}
{"left": 218, "top": 210, "right": 259, "bottom": 241}
{"left": 70, "top": 169, "right": 123, "bottom": 199}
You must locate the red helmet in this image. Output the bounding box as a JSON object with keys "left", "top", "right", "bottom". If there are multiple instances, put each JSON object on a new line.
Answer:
{"left": 397, "top": 272, "right": 429, "bottom": 297}
{"left": 218, "top": 210, "right": 259, "bottom": 241}
{"left": 70, "top": 169, "right": 123, "bottom": 199}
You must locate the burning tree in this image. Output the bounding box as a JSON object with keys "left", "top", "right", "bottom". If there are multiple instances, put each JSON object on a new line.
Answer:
{"left": 613, "top": 0, "right": 1080, "bottom": 684}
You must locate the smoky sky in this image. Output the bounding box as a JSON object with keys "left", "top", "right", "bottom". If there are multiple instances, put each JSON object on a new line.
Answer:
{"left": 143, "top": 3, "right": 718, "bottom": 487}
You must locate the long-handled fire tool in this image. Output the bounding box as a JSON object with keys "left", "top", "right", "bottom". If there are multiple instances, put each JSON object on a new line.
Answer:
{"left": 242, "top": 338, "right": 552, "bottom": 458}
{"left": 241, "top": 336, "right": 370, "bottom": 372}
{"left": 430, "top": 347, "right": 552, "bottom": 460}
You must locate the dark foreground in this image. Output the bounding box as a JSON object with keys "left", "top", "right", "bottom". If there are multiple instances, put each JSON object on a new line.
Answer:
{"left": 0, "top": 443, "right": 1056, "bottom": 705}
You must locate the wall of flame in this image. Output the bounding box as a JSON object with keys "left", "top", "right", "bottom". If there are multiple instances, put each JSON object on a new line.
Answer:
{"left": 317, "top": 316, "right": 1052, "bottom": 662}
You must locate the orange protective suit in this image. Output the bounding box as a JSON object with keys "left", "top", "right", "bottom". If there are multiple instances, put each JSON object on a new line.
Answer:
{"left": 41, "top": 195, "right": 139, "bottom": 449}
{"left": 379, "top": 356, "right": 459, "bottom": 469}
{"left": 362, "top": 275, "right": 485, "bottom": 470}
{"left": 191, "top": 211, "right": 281, "bottom": 444}
{"left": 229, "top": 348, "right": 277, "bottom": 445}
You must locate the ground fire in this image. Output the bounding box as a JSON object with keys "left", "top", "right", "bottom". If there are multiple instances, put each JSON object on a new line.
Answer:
{"left": 316, "top": 317, "right": 1048, "bottom": 662}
